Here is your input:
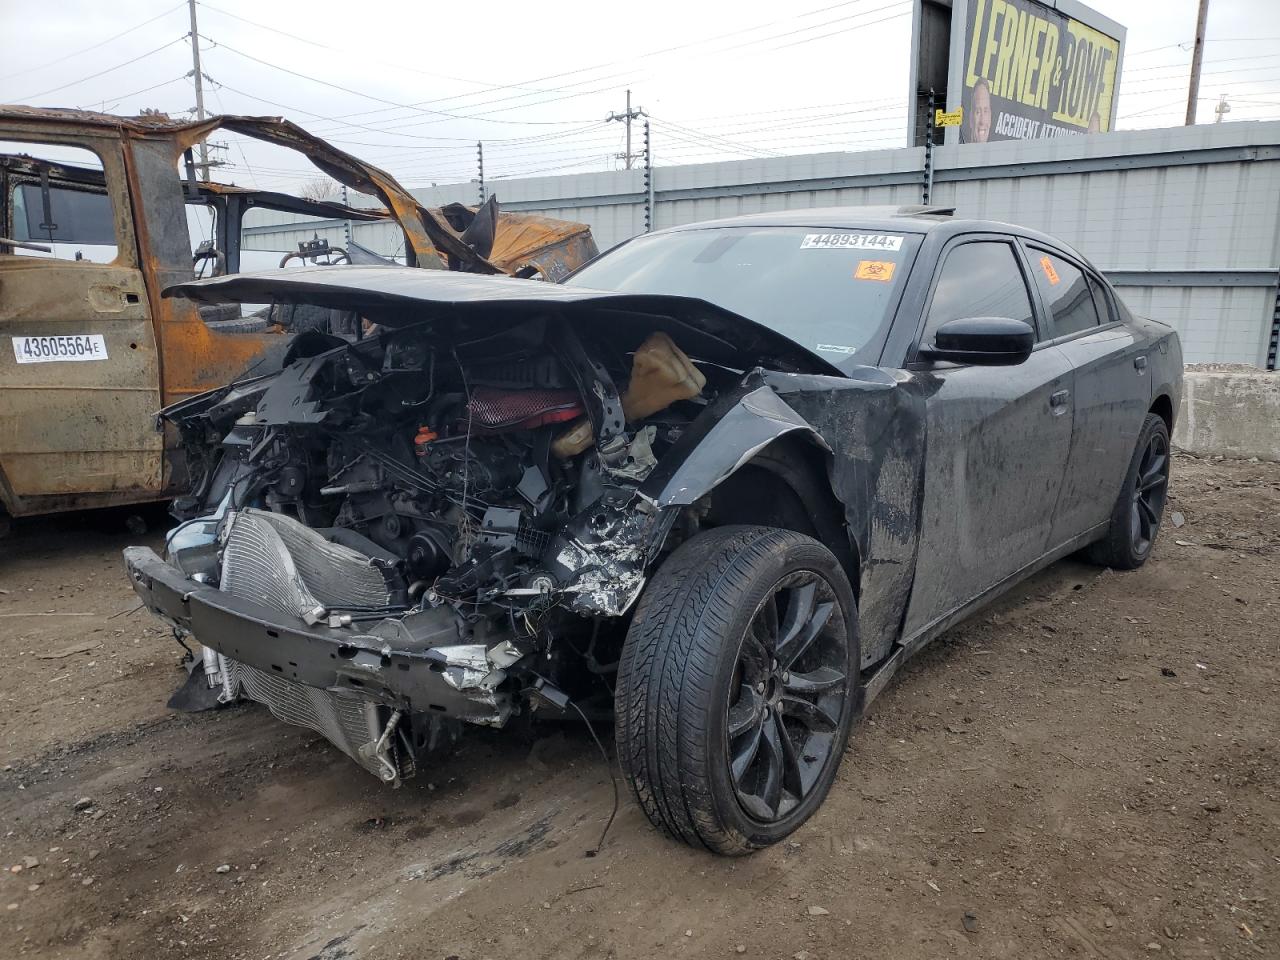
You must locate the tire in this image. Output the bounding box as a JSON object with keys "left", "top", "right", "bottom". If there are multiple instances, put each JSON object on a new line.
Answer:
{"left": 205, "top": 315, "right": 272, "bottom": 335}
{"left": 197, "top": 302, "right": 240, "bottom": 324}
{"left": 1085, "top": 413, "right": 1171, "bottom": 570}
{"left": 616, "top": 525, "right": 861, "bottom": 855}
{"left": 270, "top": 303, "right": 358, "bottom": 335}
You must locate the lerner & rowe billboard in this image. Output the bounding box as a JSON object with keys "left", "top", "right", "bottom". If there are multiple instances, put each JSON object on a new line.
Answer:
{"left": 907, "top": 0, "right": 1125, "bottom": 146}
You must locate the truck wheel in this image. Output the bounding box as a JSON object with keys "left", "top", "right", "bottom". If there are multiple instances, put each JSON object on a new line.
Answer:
{"left": 616, "top": 525, "right": 861, "bottom": 855}
{"left": 1085, "top": 413, "right": 1171, "bottom": 570}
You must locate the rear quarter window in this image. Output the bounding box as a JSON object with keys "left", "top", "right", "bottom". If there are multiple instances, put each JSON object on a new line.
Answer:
{"left": 1029, "top": 248, "right": 1100, "bottom": 338}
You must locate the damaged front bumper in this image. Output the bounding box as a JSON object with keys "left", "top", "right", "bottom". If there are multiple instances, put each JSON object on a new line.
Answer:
{"left": 123, "top": 546, "right": 524, "bottom": 781}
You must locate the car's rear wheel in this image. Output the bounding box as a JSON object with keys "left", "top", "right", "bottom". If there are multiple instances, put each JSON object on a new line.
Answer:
{"left": 1085, "top": 413, "right": 1171, "bottom": 570}
{"left": 616, "top": 525, "right": 860, "bottom": 855}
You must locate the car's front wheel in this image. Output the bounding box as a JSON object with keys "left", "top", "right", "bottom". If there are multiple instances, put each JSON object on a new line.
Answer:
{"left": 616, "top": 525, "right": 861, "bottom": 855}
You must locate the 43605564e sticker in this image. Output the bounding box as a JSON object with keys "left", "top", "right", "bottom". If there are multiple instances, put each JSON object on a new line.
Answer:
{"left": 12, "top": 334, "right": 109, "bottom": 364}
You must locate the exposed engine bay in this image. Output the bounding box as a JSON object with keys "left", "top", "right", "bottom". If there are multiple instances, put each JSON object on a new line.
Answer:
{"left": 144, "top": 309, "right": 718, "bottom": 782}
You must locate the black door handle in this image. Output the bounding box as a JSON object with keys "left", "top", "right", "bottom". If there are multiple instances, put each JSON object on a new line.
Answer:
{"left": 1134, "top": 356, "right": 1148, "bottom": 372}
{"left": 1049, "top": 389, "right": 1070, "bottom": 408}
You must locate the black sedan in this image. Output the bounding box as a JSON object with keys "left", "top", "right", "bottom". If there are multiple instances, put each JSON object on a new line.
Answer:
{"left": 124, "top": 205, "right": 1182, "bottom": 855}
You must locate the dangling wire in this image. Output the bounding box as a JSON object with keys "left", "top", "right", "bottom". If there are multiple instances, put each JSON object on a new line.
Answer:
{"left": 566, "top": 697, "right": 620, "bottom": 857}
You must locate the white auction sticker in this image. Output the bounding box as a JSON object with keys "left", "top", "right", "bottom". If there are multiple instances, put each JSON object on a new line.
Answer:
{"left": 12, "top": 334, "right": 109, "bottom": 364}
{"left": 800, "top": 233, "right": 903, "bottom": 251}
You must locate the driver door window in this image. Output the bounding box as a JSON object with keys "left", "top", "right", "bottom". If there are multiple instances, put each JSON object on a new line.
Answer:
{"left": 923, "top": 240, "right": 1037, "bottom": 347}
{"left": 2, "top": 141, "right": 119, "bottom": 263}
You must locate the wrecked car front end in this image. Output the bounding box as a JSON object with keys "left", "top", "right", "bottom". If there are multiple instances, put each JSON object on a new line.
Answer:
{"left": 125, "top": 266, "right": 844, "bottom": 783}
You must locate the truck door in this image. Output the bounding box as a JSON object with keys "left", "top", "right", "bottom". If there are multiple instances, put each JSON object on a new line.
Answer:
{"left": 0, "top": 137, "right": 162, "bottom": 517}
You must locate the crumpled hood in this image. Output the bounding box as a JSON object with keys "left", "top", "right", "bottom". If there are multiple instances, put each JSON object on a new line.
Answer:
{"left": 164, "top": 266, "right": 844, "bottom": 376}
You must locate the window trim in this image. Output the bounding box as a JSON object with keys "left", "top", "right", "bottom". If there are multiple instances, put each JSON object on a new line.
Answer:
{"left": 907, "top": 233, "right": 1042, "bottom": 365}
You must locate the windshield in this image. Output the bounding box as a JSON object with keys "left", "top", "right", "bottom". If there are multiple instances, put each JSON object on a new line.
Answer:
{"left": 565, "top": 225, "right": 920, "bottom": 363}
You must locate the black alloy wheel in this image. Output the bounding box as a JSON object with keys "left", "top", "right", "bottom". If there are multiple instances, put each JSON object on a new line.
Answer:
{"left": 1130, "top": 427, "right": 1170, "bottom": 556}
{"left": 1086, "top": 412, "right": 1172, "bottom": 570}
{"left": 727, "top": 571, "right": 849, "bottom": 822}
{"left": 616, "top": 525, "right": 861, "bottom": 855}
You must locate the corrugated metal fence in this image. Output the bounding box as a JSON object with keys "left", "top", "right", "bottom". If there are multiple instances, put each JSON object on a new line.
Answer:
{"left": 244, "top": 121, "right": 1280, "bottom": 368}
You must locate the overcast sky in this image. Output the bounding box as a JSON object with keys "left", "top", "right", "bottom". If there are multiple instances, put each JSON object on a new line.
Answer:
{"left": 2, "top": 0, "right": 1277, "bottom": 193}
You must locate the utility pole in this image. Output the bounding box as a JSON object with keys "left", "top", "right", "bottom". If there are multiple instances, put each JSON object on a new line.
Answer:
{"left": 187, "top": 0, "right": 210, "bottom": 180}
{"left": 1214, "top": 94, "right": 1230, "bottom": 123}
{"left": 643, "top": 120, "right": 654, "bottom": 232}
{"left": 1185, "top": 0, "right": 1211, "bottom": 125}
{"left": 476, "top": 142, "right": 486, "bottom": 206}
{"left": 608, "top": 90, "right": 645, "bottom": 169}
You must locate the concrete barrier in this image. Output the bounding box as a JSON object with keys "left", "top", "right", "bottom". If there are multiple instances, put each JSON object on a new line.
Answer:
{"left": 1174, "top": 364, "right": 1280, "bottom": 462}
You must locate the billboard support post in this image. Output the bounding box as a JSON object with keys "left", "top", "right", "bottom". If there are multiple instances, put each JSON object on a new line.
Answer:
{"left": 923, "top": 88, "right": 936, "bottom": 203}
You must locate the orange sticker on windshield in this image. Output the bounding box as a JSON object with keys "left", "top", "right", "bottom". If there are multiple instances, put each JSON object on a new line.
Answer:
{"left": 854, "top": 260, "right": 896, "bottom": 282}
{"left": 1040, "top": 255, "right": 1061, "bottom": 285}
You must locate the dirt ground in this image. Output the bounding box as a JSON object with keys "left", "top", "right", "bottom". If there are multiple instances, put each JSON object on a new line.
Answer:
{"left": 0, "top": 454, "right": 1276, "bottom": 960}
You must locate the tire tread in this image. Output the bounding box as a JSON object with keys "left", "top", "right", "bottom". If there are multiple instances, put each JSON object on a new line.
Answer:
{"left": 616, "top": 525, "right": 854, "bottom": 854}
{"left": 1085, "top": 413, "right": 1169, "bottom": 570}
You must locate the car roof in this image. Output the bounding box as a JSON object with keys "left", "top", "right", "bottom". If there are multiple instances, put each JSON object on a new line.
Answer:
{"left": 652, "top": 205, "right": 1093, "bottom": 267}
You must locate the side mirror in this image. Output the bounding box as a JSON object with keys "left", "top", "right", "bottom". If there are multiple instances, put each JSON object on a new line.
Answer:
{"left": 917, "top": 317, "right": 1035, "bottom": 366}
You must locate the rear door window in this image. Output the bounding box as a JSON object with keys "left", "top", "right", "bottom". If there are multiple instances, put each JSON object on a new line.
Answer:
{"left": 923, "top": 240, "right": 1037, "bottom": 345}
{"left": 1028, "top": 247, "right": 1101, "bottom": 338}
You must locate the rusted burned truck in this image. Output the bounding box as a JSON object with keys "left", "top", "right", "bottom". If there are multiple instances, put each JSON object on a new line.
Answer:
{"left": 0, "top": 106, "right": 596, "bottom": 531}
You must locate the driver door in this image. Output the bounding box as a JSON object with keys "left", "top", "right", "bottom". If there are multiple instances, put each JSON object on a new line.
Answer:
{"left": 900, "top": 236, "right": 1075, "bottom": 639}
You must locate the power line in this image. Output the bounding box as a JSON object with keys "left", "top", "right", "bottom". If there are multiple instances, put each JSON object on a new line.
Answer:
{"left": 206, "top": 76, "right": 579, "bottom": 142}
{"left": 77, "top": 74, "right": 190, "bottom": 113}
{"left": 303, "top": 5, "right": 908, "bottom": 143}
{"left": 676, "top": 95, "right": 904, "bottom": 125}
{"left": 1128, "top": 36, "right": 1280, "bottom": 57}
{"left": 209, "top": 85, "right": 261, "bottom": 188}
{"left": 1122, "top": 51, "right": 1280, "bottom": 76}
{"left": 0, "top": 2, "right": 186, "bottom": 82}
{"left": 320, "top": 0, "right": 877, "bottom": 126}
{"left": 1124, "top": 59, "right": 1280, "bottom": 87}
{"left": 772, "top": 7, "right": 909, "bottom": 50}
{"left": 652, "top": 117, "right": 781, "bottom": 158}
{"left": 739, "top": 0, "right": 909, "bottom": 52}
{"left": 207, "top": 74, "right": 614, "bottom": 164}
{"left": 1121, "top": 74, "right": 1280, "bottom": 96}
{"left": 380, "top": 109, "right": 909, "bottom": 177}
{"left": 299, "top": 0, "right": 904, "bottom": 138}
{"left": 209, "top": 37, "right": 593, "bottom": 125}
{"left": 195, "top": 0, "right": 584, "bottom": 99}
{"left": 14, "top": 35, "right": 188, "bottom": 102}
